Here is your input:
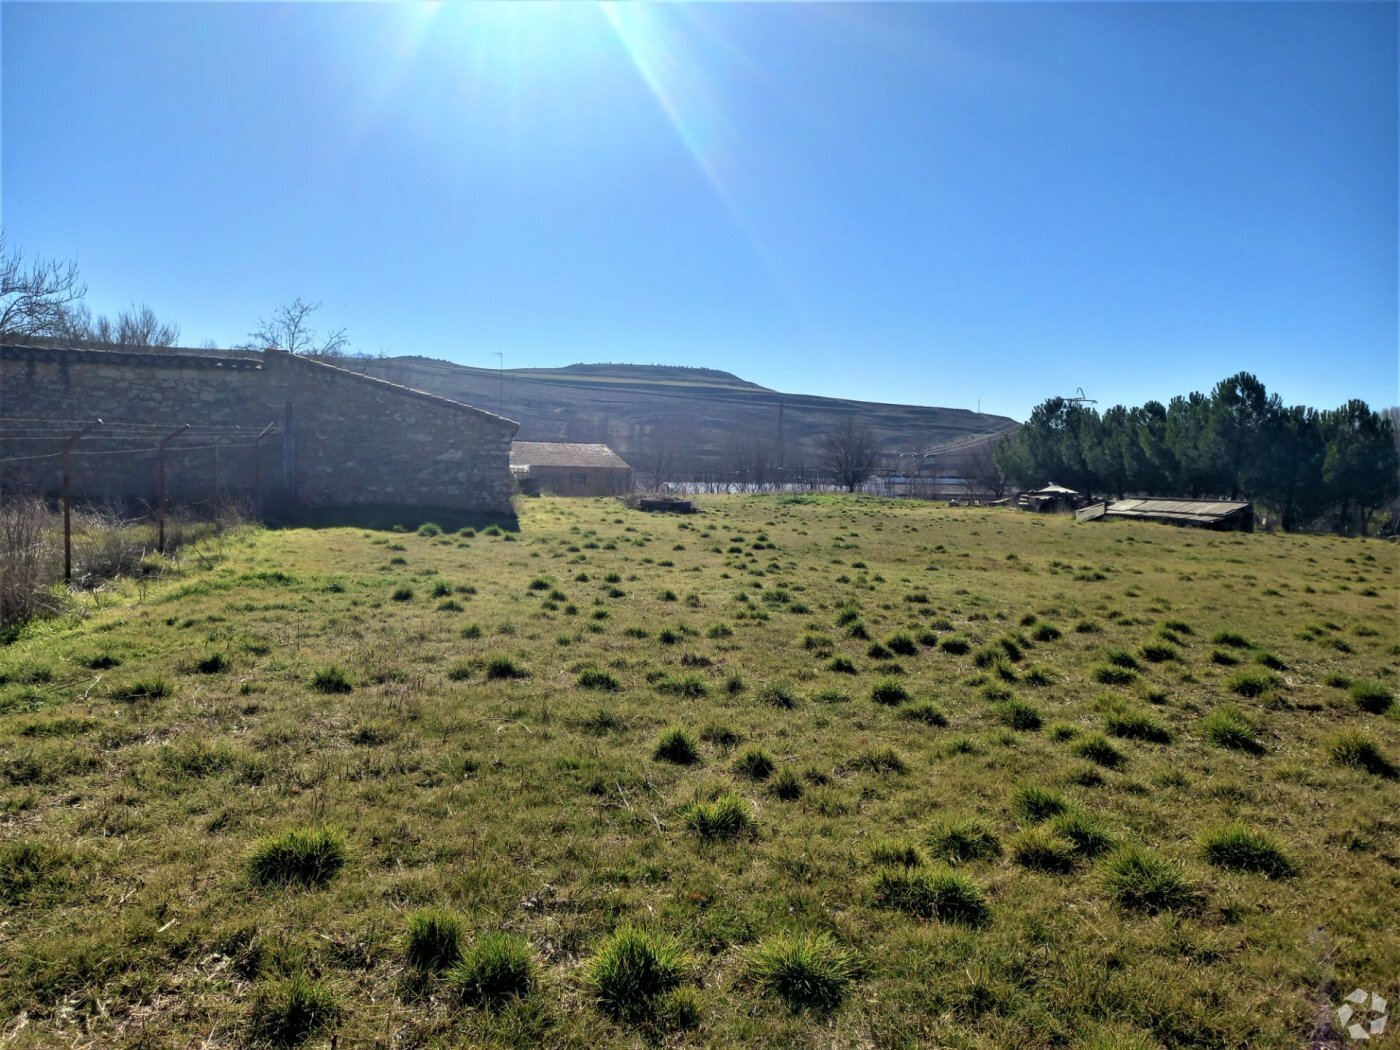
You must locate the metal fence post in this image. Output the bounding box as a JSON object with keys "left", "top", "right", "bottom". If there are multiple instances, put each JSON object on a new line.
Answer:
{"left": 157, "top": 424, "right": 191, "bottom": 552}
{"left": 62, "top": 419, "right": 103, "bottom": 582}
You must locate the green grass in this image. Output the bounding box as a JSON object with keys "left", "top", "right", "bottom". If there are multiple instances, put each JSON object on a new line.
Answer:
{"left": 585, "top": 925, "right": 686, "bottom": 1022}
{"left": 405, "top": 908, "right": 463, "bottom": 971}
{"left": 1349, "top": 679, "right": 1394, "bottom": 714}
{"left": 446, "top": 932, "right": 536, "bottom": 1007}
{"left": 248, "top": 827, "right": 347, "bottom": 888}
{"left": 0, "top": 494, "right": 1393, "bottom": 1047}
{"left": 653, "top": 727, "right": 699, "bottom": 765}
{"left": 744, "top": 931, "right": 860, "bottom": 1012}
{"left": 1198, "top": 824, "right": 1296, "bottom": 879}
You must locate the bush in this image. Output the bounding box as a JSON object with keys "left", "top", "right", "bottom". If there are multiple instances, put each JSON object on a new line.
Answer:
{"left": 870, "top": 678, "right": 910, "bottom": 705}
{"left": 1202, "top": 706, "right": 1262, "bottom": 753}
{"left": 1326, "top": 729, "right": 1395, "bottom": 777}
{"left": 405, "top": 908, "right": 463, "bottom": 971}
{"left": 654, "top": 728, "right": 700, "bottom": 765}
{"left": 682, "top": 795, "right": 753, "bottom": 840}
{"left": 926, "top": 818, "right": 1000, "bottom": 864}
{"left": 1199, "top": 824, "right": 1296, "bottom": 879}
{"left": 733, "top": 748, "right": 775, "bottom": 781}
{"left": 310, "top": 666, "right": 352, "bottom": 694}
{"left": 586, "top": 926, "right": 687, "bottom": 1022}
{"left": 1072, "top": 733, "right": 1125, "bottom": 768}
{"left": 744, "top": 931, "right": 859, "bottom": 1012}
{"left": 1349, "top": 679, "right": 1394, "bottom": 714}
{"left": 1012, "top": 785, "right": 1068, "bottom": 823}
{"left": 870, "top": 866, "right": 990, "bottom": 926}
{"left": 1010, "top": 826, "right": 1076, "bottom": 873}
{"left": 249, "top": 973, "right": 341, "bottom": 1046}
{"left": 1099, "top": 846, "right": 1200, "bottom": 913}
{"left": 448, "top": 933, "right": 537, "bottom": 1006}
{"left": 249, "top": 827, "right": 347, "bottom": 889}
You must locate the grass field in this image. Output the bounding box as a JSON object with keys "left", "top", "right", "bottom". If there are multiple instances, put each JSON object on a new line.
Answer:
{"left": 0, "top": 495, "right": 1396, "bottom": 1048}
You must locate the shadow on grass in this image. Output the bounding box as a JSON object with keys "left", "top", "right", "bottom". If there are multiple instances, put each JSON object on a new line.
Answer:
{"left": 264, "top": 504, "right": 519, "bottom": 534}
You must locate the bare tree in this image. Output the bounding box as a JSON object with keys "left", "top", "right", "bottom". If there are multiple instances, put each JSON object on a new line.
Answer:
{"left": 66, "top": 302, "right": 181, "bottom": 347}
{"left": 247, "top": 298, "right": 348, "bottom": 356}
{"left": 0, "top": 232, "right": 87, "bottom": 338}
{"left": 966, "top": 439, "right": 1010, "bottom": 499}
{"left": 819, "top": 418, "right": 879, "bottom": 492}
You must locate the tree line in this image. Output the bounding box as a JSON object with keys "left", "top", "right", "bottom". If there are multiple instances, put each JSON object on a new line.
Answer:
{"left": 994, "top": 373, "right": 1399, "bottom": 533}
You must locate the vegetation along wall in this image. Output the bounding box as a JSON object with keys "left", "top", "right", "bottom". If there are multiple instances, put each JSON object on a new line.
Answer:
{"left": 0, "top": 344, "right": 519, "bottom": 515}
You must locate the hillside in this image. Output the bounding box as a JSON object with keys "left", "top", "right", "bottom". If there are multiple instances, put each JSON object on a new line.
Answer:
{"left": 342, "top": 357, "right": 1018, "bottom": 478}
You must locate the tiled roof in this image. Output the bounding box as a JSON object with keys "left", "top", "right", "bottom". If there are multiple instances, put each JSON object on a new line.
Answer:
{"left": 510, "top": 441, "right": 631, "bottom": 469}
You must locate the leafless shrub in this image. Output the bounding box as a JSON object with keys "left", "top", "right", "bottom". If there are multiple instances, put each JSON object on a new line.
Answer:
{"left": 0, "top": 495, "right": 63, "bottom": 629}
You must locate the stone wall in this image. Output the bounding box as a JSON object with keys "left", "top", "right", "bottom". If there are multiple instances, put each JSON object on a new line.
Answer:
{"left": 0, "top": 344, "right": 519, "bottom": 515}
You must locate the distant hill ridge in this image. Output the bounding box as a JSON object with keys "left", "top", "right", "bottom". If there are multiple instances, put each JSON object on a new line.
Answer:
{"left": 341, "top": 355, "right": 1017, "bottom": 478}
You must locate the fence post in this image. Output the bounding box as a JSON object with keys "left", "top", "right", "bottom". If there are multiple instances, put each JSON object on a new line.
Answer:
{"left": 253, "top": 423, "right": 277, "bottom": 513}
{"left": 62, "top": 419, "right": 103, "bottom": 582}
{"left": 157, "top": 424, "right": 191, "bottom": 552}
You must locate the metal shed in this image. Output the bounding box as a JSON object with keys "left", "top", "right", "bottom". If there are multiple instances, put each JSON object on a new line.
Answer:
{"left": 1076, "top": 497, "right": 1254, "bottom": 531}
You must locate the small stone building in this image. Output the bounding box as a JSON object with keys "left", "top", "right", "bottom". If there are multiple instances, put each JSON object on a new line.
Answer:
{"left": 510, "top": 441, "right": 632, "bottom": 497}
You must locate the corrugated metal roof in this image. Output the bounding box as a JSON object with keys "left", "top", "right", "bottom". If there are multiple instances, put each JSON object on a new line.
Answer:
{"left": 510, "top": 441, "right": 631, "bottom": 469}
{"left": 1104, "top": 498, "right": 1250, "bottom": 523}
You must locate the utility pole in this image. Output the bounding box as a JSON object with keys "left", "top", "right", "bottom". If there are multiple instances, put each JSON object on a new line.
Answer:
{"left": 493, "top": 352, "right": 504, "bottom": 416}
{"left": 157, "top": 424, "right": 191, "bottom": 552}
{"left": 62, "top": 419, "right": 103, "bottom": 582}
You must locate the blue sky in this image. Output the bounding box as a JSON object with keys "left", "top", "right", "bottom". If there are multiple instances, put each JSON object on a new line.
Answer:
{"left": 2, "top": 1, "right": 1395, "bottom": 420}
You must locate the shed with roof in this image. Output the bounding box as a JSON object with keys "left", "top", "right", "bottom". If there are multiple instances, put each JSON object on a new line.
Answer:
{"left": 510, "top": 441, "right": 632, "bottom": 496}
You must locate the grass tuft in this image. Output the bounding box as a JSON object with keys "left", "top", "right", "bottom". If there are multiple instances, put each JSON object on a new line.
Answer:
{"left": 1202, "top": 705, "right": 1262, "bottom": 753}
{"left": 870, "top": 678, "right": 911, "bottom": 705}
{"left": 447, "top": 933, "right": 537, "bottom": 1007}
{"left": 310, "top": 665, "right": 352, "bottom": 694}
{"left": 1199, "top": 824, "right": 1296, "bottom": 879}
{"left": 681, "top": 795, "right": 753, "bottom": 840}
{"left": 654, "top": 728, "right": 700, "bottom": 765}
{"left": 1325, "top": 728, "right": 1395, "bottom": 777}
{"left": 871, "top": 866, "right": 990, "bottom": 926}
{"left": 585, "top": 926, "right": 686, "bottom": 1021}
{"left": 926, "top": 818, "right": 1001, "bottom": 864}
{"left": 744, "top": 931, "right": 860, "bottom": 1012}
{"left": 1012, "top": 784, "right": 1069, "bottom": 823}
{"left": 249, "top": 973, "right": 341, "bottom": 1047}
{"left": 1349, "top": 679, "right": 1394, "bottom": 714}
{"left": 249, "top": 827, "right": 346, "bottom": 888}
{"left": 405, "top": 908, "right": 463, "bottom": 971}
{"left": 1099, "top": 845, "right": 1201, "bottom": 913}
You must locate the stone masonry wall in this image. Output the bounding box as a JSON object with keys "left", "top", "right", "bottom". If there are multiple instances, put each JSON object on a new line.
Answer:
{"left": 0, "top": 345, "right": 519, "bottom": 515}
